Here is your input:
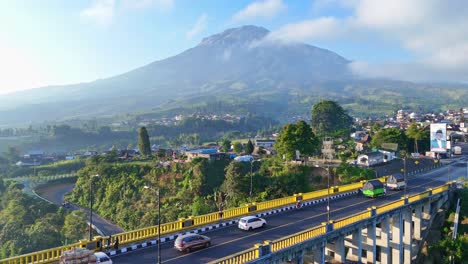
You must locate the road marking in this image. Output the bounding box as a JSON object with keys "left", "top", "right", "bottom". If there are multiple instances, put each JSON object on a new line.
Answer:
{"left": 161, "top": 177, "right": 447, "bottom": 263}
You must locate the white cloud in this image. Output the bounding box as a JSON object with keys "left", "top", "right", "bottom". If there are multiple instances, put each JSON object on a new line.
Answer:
{"left": 264, "top": 0, "right": 468, "bottom": 82}
{"left": 232, "top": 0, "right": 286, "bottom": 23}
{"left": 186, "top": 14, "right": 208, "bottom": 39}
{"left": 80, "top": 0, "right": 115, "bottom": 26}
{"left": 265, "top": 17, "right": 343, "bottom": 44}
{"left": 122, "top": 0, "right": 175, "bottom": 11}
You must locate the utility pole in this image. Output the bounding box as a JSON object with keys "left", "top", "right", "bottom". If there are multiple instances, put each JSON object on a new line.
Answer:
{"left": 322, "top": 137, "right": 334, "bottom": 223}
{"left": 144, "top": 172, "right": 161, "bottom": 264}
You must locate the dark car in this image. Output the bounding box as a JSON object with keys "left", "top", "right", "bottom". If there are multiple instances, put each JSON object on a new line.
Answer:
{"left": 174, "top": 233, "right": 211, "bottom": 253}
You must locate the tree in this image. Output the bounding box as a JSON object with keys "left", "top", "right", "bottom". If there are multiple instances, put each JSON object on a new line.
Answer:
{"left": 274, "top": 121, "right": 319, "bottom": 160}
{"left": 220, "top": 139, "right": 231, "bottom": 152}
{"left": 62, "top": 211, "right": 88, "bottom": 242}
{"left": 138, "top": 127, "right": 152, "bottom": 156}
{"left": 220, "top": 162, "right": 246, "bottom": 207}
{"left": 245, "top": 139, "right": 254, "bottom": 154}
{"left": 371, "top": 127, "right": 408, "bottom": 150}
{"left": 311, "top": 100, "right": 353, "bottom": 137}
{"left": 406, "top": 123, "right": 426, "bottom": 153}
{"left": 233, "top": 142, "right": 243, "bottom": 154}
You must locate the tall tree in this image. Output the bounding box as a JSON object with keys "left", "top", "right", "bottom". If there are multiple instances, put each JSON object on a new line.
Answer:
{"left": 274, "top": 121, "right": 319, "bottom": 160}
{"left": 220, "top": 139, "right": 231, "bottom": 152}
{"left": 311, "top": 100, "right": 353, "bottom": 137}
{"left": 233, "top": 142, "right": 243, "bottom": 154}
{"left": 220, "top": 162, "right": 246, "bottom": 207}
{"left": 245, "top": 139, "right": 254, "bottom": 154}
{"left": 406, "top": 123, "right": 426, "bottom": 153}
{"left": 138, "top": 127, "right": 152, "bottom": 156}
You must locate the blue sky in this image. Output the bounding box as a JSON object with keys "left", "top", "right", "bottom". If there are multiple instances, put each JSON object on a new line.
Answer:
{"left": 1, "top": 0, "right": 467, "bottom": 95}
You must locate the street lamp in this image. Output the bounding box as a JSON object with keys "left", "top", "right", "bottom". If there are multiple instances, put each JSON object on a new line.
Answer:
{"left": 403, "top": 157, "right": 407, "bottom": 198}
{"left": 144, "top": 185, "right": 161, "bottom": 264}
{"left": 89, "top": 174, "right": 99, "bottom": 241}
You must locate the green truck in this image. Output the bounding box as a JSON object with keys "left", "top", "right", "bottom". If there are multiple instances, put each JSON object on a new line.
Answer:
{"left": 362, "top": 179, "right": 386, "bottom": 198}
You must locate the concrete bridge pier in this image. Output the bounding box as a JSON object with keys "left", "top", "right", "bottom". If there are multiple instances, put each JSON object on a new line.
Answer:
{"left": 346, "top": 227, "right": 362, "bottom": 262}
{"left": 325, "top": 237, "right": 346, "bottom": 263}
{"left": 312, "top": 243, "right": 325, "bottom": 264}
{"left": 365, "top": 221, "right": 377, "bottom": 264}
{"left": 403, "top": 208, "right": 413, "bottom": 263}
{"left": 391, "top": 212, "right": 403, "bottom": 264}
{"left": 413, "top": 205, "right": 422, "bottom": 240}
{"left": 422, "top": 202, "right": 431, "bottom": 220}
{"left": 379, "top": 215, "right": 391, "bottom": 264}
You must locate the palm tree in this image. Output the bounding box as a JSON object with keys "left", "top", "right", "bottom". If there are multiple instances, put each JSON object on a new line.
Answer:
{"left": 406, "top": 123, "right": 425, "bottom": 153}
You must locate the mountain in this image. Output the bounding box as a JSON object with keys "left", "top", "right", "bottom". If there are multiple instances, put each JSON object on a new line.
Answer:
{"left": 0, "top": 25, "right": 467, "bottom": 127}
{"left": 0, "top": 25, "right": 355, "bottom": 126}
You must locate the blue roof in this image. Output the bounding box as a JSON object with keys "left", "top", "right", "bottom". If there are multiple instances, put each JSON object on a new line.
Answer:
{"left": 187, "top": 149, "right": 218, "bottom": 154}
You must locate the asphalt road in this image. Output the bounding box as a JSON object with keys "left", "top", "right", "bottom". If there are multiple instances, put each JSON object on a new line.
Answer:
{"left": 113, "top": 157, "right": 467, "bottom": 264}
{"left": 36, "top": 182, "right": 125, "bottom": 235}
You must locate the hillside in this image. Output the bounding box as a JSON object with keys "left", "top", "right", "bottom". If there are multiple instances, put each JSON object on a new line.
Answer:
{"left": 0, "top": 25, "right": 467, "bottom": 126}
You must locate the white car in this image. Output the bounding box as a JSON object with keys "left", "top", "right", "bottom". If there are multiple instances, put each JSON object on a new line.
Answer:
{"left": 238, "top": 216, "right": 267, "bottom": 231}
{"left": 95, "top": 252, "right": 113, "bottom": 264}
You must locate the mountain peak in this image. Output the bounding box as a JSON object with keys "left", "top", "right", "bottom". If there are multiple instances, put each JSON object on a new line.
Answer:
{"left": 200, "top": 25, "right": 269, "bottom": 47}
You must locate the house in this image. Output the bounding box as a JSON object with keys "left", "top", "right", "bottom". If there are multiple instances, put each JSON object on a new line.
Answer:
{"left": 255, "top": 139, "right": 275, "bottom": 149}
{"left": 379, "top": 143, "right": 398, "bottom": 162}
{"left": 185, "top": 149, "right": 227, "bottom": 162}
{"left": 357, "top": 152, "right": 385, "bottom": 166}
{"left": 355, "top": 134, "right": 371, "bottom": 151}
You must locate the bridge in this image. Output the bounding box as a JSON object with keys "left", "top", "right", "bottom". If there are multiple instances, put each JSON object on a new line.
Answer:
{"left": 212, "top": 182, "right": 454, "bottom": 264}
{"left": 0, "top": 157, "right": 466, "bottom": 264}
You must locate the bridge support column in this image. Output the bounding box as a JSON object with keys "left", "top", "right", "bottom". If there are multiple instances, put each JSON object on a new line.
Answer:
{"left": 348, "top": 227, "right": 362, "bottom": 262}
{"left": 422, "top": 202, "right": 431, "bottom": 220}
{"left": 366, "top": 221, "right": 376, "bottom": 264}
{"left": 312, "top": 243, "right": 325, "bottom": 264}
{"left": 392, "top": 213, "right": 403, "bottom": 264}
{"left": 403, "top": 208, "right": 413, "bottom": 263}
{"left": 326, "top": 237, "right": 345, "bottom": 263}
{"left": 414, "top": 205, "right": 422, "bottom": 240}
{"left": 296, "top": 250, "right": 304, "bottom": 264}
{"left": 380, "top": 215, "right": 391, "bottom": 264}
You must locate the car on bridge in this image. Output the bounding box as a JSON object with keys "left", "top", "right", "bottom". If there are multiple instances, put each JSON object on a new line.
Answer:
{"left": 238, "top": 216, "right": 267, "bottom": 230}
{"left": 95, "top": 252, "right": 113, "bottom": 264}
{"left": 174, "top": 233, "right": 211, "bottom": 253}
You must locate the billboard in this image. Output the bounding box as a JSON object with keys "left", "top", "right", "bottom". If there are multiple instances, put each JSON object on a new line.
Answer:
{"left": 430, "top": 123, "right": 447, "bottom": 153}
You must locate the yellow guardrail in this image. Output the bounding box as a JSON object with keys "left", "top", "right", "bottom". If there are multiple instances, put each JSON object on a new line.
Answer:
{"left": 256, "top": 196, "right": 296, "bottom": 211}
{"left": 334, "top": 210, "right": 371, "bottom": 229}
{"left": 0, "top": 176, "right": 386, "bottom": 263}
{"left": 207, "top": 246, "right": 259, "bottom": 264}
{"left": 408, "top": 190, "right": 430, "bottom": 203}
{"left": 432, "top": 184, "right": 448, "bottom": 194}
{"left": 0, "top": 241, "right": 87, "bottom": 264}
{"left": 193, "top": 211, "right": 220, "bottom": 226}
{"left": 302, "top": 189, "right": 329, "bottom": 200}
{"left": 338, "top": 182, "right": 363, "bottom": 193}
{"left": 271, "top": 224, "right": 326, "bottom": 252}
{"left": 376, "top": 199, "right": 405, "bottom": 215}
{"left": 210, "top": 182, "right": 452, "bottom": 264}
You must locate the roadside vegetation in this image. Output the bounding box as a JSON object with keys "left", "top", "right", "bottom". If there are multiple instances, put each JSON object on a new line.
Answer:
{"left": 425, "top": 185, "right": 468, "bottom": 263}
{"left": 0, "top": 179, "right": 88, "bottom": 259}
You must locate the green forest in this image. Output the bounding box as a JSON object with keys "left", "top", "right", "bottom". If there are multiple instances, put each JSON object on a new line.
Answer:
{"left": 0, "top": 179, "right": 88, "bottom": 258}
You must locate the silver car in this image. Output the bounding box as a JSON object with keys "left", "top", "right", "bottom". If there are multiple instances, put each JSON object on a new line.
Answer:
{"left": 174, "top": 233, "right": 211, "bottom": 253}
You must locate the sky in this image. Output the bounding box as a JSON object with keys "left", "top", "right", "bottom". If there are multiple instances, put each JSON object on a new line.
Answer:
{"left": 1, "top": 0, "right": 468, "bottom": 95}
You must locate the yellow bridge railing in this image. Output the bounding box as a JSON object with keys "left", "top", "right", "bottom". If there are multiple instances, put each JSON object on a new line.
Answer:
{"left": 271, "top": 224, "right": 327, "bottom": 252}
{"left": 207, "top": 246, "right": 259, "bottom": 264}
{"left": 210, "top": 182, "right": 452, "bottom": 264}
{"left": 0, "top": 176, "right": 384, "bottom": 264}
